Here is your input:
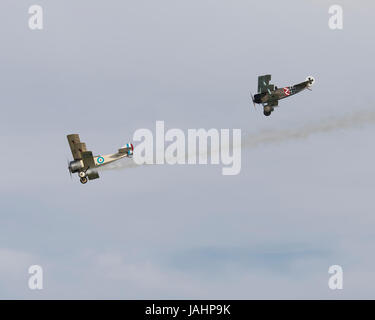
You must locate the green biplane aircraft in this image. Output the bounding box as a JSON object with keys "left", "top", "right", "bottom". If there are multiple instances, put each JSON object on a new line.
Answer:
{"left": 251, "top": 75, "right": 315, "bottom": 116}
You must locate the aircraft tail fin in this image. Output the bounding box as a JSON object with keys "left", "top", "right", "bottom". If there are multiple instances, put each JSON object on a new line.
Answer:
{"left": 118, "top": 143, "right": 134, "bottom": 156}
{"left": 306, "top": 76, "right": 315, "bottom": 87}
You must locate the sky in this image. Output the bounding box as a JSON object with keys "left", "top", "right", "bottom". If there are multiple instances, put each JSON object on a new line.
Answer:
{"left": 0, "top": 0, "right": 374, "bottom": 299}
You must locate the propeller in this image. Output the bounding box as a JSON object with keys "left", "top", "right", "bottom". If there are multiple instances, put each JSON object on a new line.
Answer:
{"left": 250, "top": 91, "right": 256, "bottom": 110}
{"left": 67, "top": 158, "right": 72, "bottom": 179}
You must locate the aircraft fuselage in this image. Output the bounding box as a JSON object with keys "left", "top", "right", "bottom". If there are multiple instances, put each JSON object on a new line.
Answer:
{"left": 254, "top": 80, "right": 310, "bottom": 105}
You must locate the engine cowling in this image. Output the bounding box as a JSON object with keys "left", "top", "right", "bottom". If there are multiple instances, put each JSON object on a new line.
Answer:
{"left": 254, "top": 92, "right": 267, "bottom": 103}
{"left": 69, "top": 160, "right": 84, "bottom": 173}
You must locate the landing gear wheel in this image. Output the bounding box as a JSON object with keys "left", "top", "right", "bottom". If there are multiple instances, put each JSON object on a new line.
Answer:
{"left": 80, "top": 177, "right": 88, "bottom": 184}
{"left": 79, "top": 171, "right": 86, "bottom": 178}
{"left": 263, "top": 111, "right": 271, "bottom": 116}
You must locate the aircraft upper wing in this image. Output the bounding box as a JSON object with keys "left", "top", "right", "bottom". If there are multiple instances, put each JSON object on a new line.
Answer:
{"left": 67, "top": 134, "right": 87, "bottom": 160}
{"left": 257, "top": 75, "right": 274, "bottom": 94}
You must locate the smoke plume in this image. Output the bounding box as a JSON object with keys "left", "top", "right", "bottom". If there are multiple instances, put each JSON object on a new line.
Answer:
{"left": 98, "top": 109, "right": 375, "bottom": 172}
{"left": 243, "top": 109, "right": 375, "bottom": 149}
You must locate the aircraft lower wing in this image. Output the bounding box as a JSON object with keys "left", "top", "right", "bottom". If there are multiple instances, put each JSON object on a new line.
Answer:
{"left": 266, "top": 100, "right": 279, "bottom": 107}
{"left": 87, "top": 171, "right": 99, "bottom": 180}
{"left": 82, "top": 151, "right": 100, "bottom": 180}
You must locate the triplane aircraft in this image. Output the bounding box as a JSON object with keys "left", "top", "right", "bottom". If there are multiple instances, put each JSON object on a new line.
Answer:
{"left": 251, "top": 75, "right": 315, "bottom": 116}
{"left": 67, "top": 134, "right": 133, "bottom": 184}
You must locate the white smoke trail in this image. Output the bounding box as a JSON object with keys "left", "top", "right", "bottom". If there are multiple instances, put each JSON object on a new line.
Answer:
{"left": 97, "top": 109, "right": 375, "bottom": 172}
{"left": 96, "top": 157, "right": 142, "bottom": 172}
{"left": 243, "top": 109, "right": 375, "bottom": 149}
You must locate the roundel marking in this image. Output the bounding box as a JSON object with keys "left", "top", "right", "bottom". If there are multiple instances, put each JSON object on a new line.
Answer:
{"left": 97, "top": 156, "right": 105, "bottom": 164}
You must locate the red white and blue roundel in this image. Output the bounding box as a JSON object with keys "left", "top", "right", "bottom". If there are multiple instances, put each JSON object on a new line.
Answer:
{"left": 97, "top": 156, "right": 105, "bottom": 164}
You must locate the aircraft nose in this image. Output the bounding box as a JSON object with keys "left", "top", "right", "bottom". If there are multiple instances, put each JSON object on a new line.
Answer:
{"left": 253, "top": 94, "right": 262, "bottom": 103}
